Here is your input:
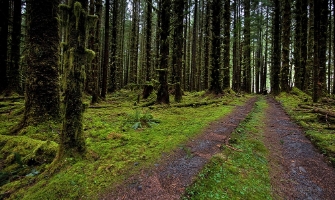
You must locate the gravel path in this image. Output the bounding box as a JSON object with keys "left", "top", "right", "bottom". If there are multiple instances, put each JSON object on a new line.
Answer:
{"left": 264, "top": 97, "right": 335, "bottom": 200}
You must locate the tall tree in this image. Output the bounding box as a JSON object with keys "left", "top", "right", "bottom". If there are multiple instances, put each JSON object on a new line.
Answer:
{"left": 172, "top": 0, "right": 185, "bottom": 102}
{"left": 306, "top": 0, "right": 314, "bottom": 91}
{"left": 91, "top": 0, "right": 102, "bottom": 104}
{"left": 156, "top": 0, "right": 170, "bottom": 104}
{"left": 23, "top": 0, "right": 61, "bottom": 126}
{"left": 190, "top": 0, "right": 198, "bottom": 91}
{"left": 0, "top": 0, "right": 9, "bottom": 93}
{"left": 109, "top": 0, "right": 119, "bottom": 92}
{"left": 242, "top": 0, "right": 251, "bottom": 93}
{"left": 222, "top": 0, "right": 231, "bottom": 90}
{"left": 101, "top": 0, "right": 109, "bottom": 98}
{"left": 59, "top": 0, "right": 94, "bottom": 157}
{"left": 129, "top": 0, "right": 140, "bottom": 84}
{"left": 8, "top": 0, "right": 22, "bottom": 94}
{"left": 209, "top": 0, "right": 222, "bottom": 94}
{"left": 203, "top": 0, "right": 210, "bottom": 90}
{"left": 272, "top": 0, "right": 281, "bottom": 95}
{"left": 232, "top": 1, "right": 241, "bottom": 92}
{"left": 143, "top": 0, "right": 153, "bottom": 99}
{"left": 313, "top": 0, "right": 328, "bottom": 102}
{"left": 281, "top": 0, "right": 291, "bottom": 92}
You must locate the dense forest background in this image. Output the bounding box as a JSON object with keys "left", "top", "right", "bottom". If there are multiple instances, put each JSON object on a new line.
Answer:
{"left": 0, "top": 0, "right": 334, "bottom": 153}
{"left": 0, "top": 0, "right": 334, "bottom": 99}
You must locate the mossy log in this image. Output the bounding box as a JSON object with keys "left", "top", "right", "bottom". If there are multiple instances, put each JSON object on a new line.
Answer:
{"left": 299, "top": 104, "right": 335, "bottom": 118}
{"left": 0, "top": 96, "right": 24, "bottom": 102}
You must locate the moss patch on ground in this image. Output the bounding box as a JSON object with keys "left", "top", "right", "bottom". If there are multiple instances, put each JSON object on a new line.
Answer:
{"left": 183, "top": 97, "right": 272, "bottom": 200}
{"left": 277, "top": 87, "right": 335, "bottom": 165}
{"left": 0, "top": 90, "right": 251, "bottom": 199}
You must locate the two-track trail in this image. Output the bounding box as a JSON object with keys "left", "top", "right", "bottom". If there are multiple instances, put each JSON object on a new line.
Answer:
{"left": 264, "top": 97, "right": 335, "bottom": 199}
{"left": 102, "top": 97, "right": 257, "bottom": 199}
{"left": 102, "top": 96, "right": 335, "bottom": 200}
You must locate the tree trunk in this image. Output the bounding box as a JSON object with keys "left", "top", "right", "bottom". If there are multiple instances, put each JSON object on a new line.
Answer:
{"left": 0, "top": 0, "right": 9, "bottom": 93}
{"left": 281, "top": 0, "right": 291, "bottom": 92}
{"left": 109, "top": 0, "right": 118, "bottom": 93}
{"left": 203, "top": 0, "right": 210, "bottom": 90}
{"left": 222, "top": 0, "right": 230, "bottom": 90}
{"left": 190, "top": 0, "right": 198, "bottom": 91}
{"left": 242, "top": 0, "right": 251, "bottom": 93}
{"left": 232, "top": 2, "right": 240, "bottom": 92}
{"left": 101, "top": 0, "right": 109, "bottom": 98}
{"left": 91, "top": 0, "right": 102, "bottom": 104}
{"left": 172, "top": 0, "right": 185, "bottom": 102}
{"left": 8, "top": 0, "right": 22, "bottom": 95}
{"left": 272, "top": 0, "right": 281, "bottom": 95}
{"left": 59, "top": 0, "right": 91, "bottom": 157}
{"left": 209, "top": 0, "right": 222, "bottom": 94}
{"left": 24, "top": 0, "right": 61, "bottom": 125}
{"left": 143, "top": 0, "right": 153, "bottom": 99}
{"left": 307, "top": 0, "right": 314, "bottom": 92}
{"left": 156, "top": 0, "right": 170, "bottom": 104}
{"left": 129, "top": 0, "right": 140, "bottom": 84}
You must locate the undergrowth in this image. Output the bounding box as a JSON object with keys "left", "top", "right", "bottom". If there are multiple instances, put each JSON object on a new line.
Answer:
{"left": 183, "top": 97, "right": 272, "bottom": 200}
{"left": 0, "top": 90, "right": 250, "bottom": 199}
{"left": 277, "top": 87, "right": 335, "bottom": 165}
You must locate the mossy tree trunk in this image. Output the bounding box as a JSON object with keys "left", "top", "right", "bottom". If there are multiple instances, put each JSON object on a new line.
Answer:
{"left": 0, "top": 0, "right": 9, "bottom": 94}
{"left": 172, "top": 0, "right": 185, "bottom": 102}
{"left": 59, "top": 0, "right": 94, "bottom": 157}
{"left": 209, "top": 0, "right": 222, "bottom": 94}
{"left": 280, "top": 0, "right": 291, "bottom": 92}
{"left": 232, "top": 1, "right": 241, "bottom": 93}
{"left": 156, "top": 0, "right": 170, "bottom": 104}
{"left": 24, "top": 0, "right": 61, "bottom": 125}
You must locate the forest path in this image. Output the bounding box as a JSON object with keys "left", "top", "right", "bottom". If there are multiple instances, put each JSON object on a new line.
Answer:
{"left": 265, "top": 97, "right": 335, "bottom": 199}
{"left": 102, "top": 97, "right": 257, "bottom": 199}
{"left": 102, "top": 96, "right": 335, "bottom": 199}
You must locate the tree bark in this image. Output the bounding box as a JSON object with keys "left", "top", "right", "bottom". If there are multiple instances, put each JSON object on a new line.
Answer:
{"left": 272, "top": 0, "right": 281, "bottom": 95}
{"left": 0, "top": 0, "right": 9, "bottom": 93}
{"left": 281, "top": 0, "right": 291, "bottom": 92}
{"left": 24, "top": 0, "right": 61, "bottom": 125}
{"left": 156, "top": 0, "right": 170, "bottom": 104}
{"left": 222, "top": 0, "right": 231, "bottom": 90}
{"left": 101, "top": 0, "right": 109, "bottom": 98}
{"left": 209, "top": 0, "right": 222, "bottom": 94}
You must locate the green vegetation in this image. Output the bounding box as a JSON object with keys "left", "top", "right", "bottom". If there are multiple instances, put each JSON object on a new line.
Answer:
{"left": 0, "top": 90, "right": 250, "bottom": 199}
{"left": 277, "top": 87, "right": 335, "bottom": 165}
{"left": 183, "top": 97, "right": 272, "bottom": 200}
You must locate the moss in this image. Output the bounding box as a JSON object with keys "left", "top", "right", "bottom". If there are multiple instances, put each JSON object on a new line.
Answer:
{"left": 73, "top": 2, "right": 82, "bottom": 29}
{"left": 85, "top": 49, "right": 96, "bottom": 62}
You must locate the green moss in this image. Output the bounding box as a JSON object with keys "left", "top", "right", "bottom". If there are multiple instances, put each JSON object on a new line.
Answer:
{"left": 73, "top": 2, "right": 82, "bottom": 29}
{"left": 183, "top": 97, "right": 272, "bottom": 200}
{"left": 1, "top": 91, "right": 253, "bottom": 199}
{"left": 277, "top": 88, "right": 335, "bottom": 166}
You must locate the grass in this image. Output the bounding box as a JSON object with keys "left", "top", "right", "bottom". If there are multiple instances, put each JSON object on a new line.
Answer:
{"left": 183, "top": 97, "right": 273, "bottom": 200}
{"left": 277, "top": 87, "right": 335, "bottom": 165}
{"left": 0, "top": 90, "right": 251, "bottom": 199}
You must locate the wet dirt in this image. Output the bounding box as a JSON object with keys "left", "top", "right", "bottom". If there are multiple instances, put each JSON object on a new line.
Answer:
{"left": 101, "top": 97, "right": 257, "bottom": 200}
{"left": 264, "top": 97, "right": 335, "bottom": 200}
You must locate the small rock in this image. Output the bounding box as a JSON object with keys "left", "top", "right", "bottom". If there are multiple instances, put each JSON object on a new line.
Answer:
{"left": 299, "top": 166, "right": 306, "bottom": 173}
{"left": 137, "top": 185, "right": 142, "bottom": 191}
{"left": 134, "top": 162, "right": 139, "bottom": 166}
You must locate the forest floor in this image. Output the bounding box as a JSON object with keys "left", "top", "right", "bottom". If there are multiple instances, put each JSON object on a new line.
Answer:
{"left": 103, "top": 96, "right": 335, "bottom": 200}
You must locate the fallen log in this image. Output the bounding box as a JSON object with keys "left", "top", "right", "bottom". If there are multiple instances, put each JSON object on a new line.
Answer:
{"left": 298, "top": 104, "right": 335, "bottom": 118}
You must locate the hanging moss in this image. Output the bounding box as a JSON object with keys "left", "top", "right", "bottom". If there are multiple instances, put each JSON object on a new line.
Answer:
{"left": 87, "top": 15, "right": 98, "bottom": 30}
{"left": 85, "top": 49, "right": 95, "bottom": 62}
{"left": 73, "top": 2, "right": 82, "bottom": 29}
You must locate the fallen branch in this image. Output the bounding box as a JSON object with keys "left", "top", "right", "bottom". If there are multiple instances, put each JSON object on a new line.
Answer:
{"left": 224, "top": 144, "right": 243, "bottom": 152}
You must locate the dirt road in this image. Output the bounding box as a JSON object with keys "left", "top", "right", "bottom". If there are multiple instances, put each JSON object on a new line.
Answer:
{"left": 102, "top": 96, "right": 335, "bottom": 199}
